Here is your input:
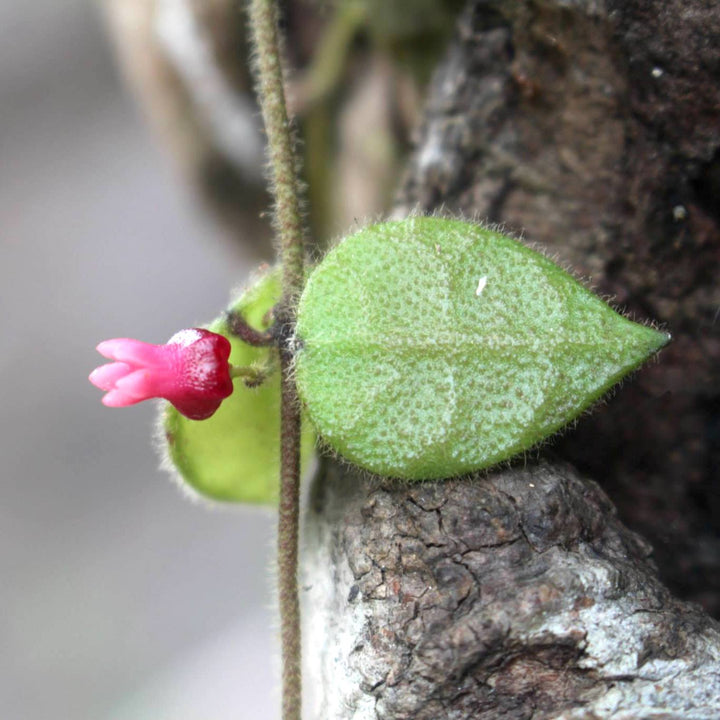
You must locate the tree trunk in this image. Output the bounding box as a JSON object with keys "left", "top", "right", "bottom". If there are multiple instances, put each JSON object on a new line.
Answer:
{"left": 304, "top": 460, "right": 720, "bottom": 719}
{"left": 395, "top": 0, "right": 720, "bottom": 614}
{"left": 302, "top": 0, "right": 720, "bottom": 717}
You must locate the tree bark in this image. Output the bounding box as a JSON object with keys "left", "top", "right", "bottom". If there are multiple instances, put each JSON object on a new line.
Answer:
{"left": 303, "top": 0, "right": 720, "bottom": 717}
{"left": 393, "top": 0, "right": 720, "bottom": 615}
{"left": 304, "top": 460, "right": 720, "bottom": 719}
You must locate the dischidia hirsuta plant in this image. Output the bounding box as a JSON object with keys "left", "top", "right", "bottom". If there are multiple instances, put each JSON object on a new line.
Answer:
{"left": 89, "top": 1, "right": 669, "bottom": 718}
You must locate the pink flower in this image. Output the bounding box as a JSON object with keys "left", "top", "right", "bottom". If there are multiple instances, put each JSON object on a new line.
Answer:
{"left": 89, "top": 329, "right": 234, "bottom": 420}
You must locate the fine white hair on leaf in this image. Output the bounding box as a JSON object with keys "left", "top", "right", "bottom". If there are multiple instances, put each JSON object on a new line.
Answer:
{"left": 294, "top": 217, "right": 669, "bottom": 481}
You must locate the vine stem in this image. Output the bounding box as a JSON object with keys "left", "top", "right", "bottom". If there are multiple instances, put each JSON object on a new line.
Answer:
{"left": 247, "top": 2, "right": 304, "bottom": 720}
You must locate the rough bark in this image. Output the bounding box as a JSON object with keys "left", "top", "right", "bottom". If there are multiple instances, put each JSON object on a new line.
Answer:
{"left": 303, "top": 0, "right": 720, "bottom": 717}
{"left": 304, "top": 460, "right": 720, "bottom": 719}
{"left": 393, "top": 0, "right": 720, "bottom": 614}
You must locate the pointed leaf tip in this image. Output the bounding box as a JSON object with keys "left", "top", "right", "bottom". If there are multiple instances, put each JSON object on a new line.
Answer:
{"left": 294, "top": 218, "right": 669, "bottom": 480}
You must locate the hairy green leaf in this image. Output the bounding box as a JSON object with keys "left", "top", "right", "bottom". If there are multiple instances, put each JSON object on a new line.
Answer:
{"left": 294, "top": 217, "right": 669, "bottom": 480}
{"left": 161, "top": 268, "right": 315, "bottom": 503}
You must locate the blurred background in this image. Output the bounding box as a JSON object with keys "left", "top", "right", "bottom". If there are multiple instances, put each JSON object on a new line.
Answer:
{"left": 0, "top": 1, "right": 277, "bottom": 718}
{"left": 0, "top": 0, "right": 460, "bottom": 715}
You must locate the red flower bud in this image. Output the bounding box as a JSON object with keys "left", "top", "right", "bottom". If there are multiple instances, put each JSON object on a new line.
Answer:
{"left": 89, "top": 329, "right": 233, "bottom": 420}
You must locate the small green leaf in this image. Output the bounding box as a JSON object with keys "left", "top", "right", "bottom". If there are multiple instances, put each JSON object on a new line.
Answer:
{"left": 161, "top": 268, "right": 315, "bottom": 503}
{"left": 294, "top": 217, "right": 669, "bottom": 480}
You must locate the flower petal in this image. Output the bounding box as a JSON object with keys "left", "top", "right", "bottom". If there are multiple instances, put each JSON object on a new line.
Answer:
{"left": 101, "top": 388, "right": 144, "bottom": 407}
{"left": 115, "top": 368, "right": 157, "bottom": 401}
{"left": 89, "top": 362, "right": 132, "bottom": 391}
{"left": 96, "top": 338, "right": 163, "bottom": 366}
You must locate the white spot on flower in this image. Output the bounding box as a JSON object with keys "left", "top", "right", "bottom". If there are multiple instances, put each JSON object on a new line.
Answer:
{"left": 169, "top": 328, "right": 203, "bottom": 347}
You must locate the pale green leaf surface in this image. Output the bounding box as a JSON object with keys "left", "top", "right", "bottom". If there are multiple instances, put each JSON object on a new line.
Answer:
{"left": 162, "top": 268, "right": 315, "bottom": 503}
{"left": 294, "top": 218, "right": 669, "bottom": 480}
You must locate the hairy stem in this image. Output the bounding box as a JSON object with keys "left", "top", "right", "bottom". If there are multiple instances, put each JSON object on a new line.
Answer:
{"left": 276, "top": 329, "right": 302, "bottom": 720}
{"left": 247, "top": 1, "right": 304, "bottom": 720}
{"left": 249, "top": 0, "right": 304, "bottom": 295}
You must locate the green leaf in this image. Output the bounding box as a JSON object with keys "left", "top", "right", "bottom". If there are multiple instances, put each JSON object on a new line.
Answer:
{"left": 294, "top": 217, "right": 669, "bottom": 480}
{"left": 161, "top": 267, "right": 315, "bottom": 503}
